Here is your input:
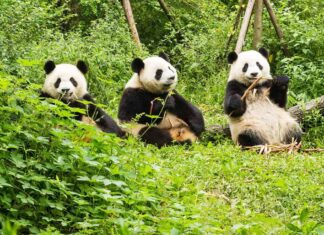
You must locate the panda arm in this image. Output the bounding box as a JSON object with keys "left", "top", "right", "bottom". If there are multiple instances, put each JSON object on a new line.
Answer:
{"left": 224, "top": 80, "right": 247, "bottom": 117}
{"left": 82, "top": 94, "right": 125, "bottom": 137}
{"left": 118, "top": 88, "right": 153, "bottom": 122}
{"left": 269, "top": 76, "right": 289, "bottom": 108}
{"left": 167, "top": 91, "right": 205, "bottom": 136}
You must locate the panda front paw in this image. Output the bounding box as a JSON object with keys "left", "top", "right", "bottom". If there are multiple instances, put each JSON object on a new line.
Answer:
{"left": 227, "top": 94, "right": 246, "bottom": 117}
{"left": 273, "top": 76, "right": 290, "bottom": 90}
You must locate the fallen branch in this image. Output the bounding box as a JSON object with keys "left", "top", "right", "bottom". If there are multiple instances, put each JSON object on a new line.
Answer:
{"left": 244, "top": 141, "right": 301, "bottom": 154}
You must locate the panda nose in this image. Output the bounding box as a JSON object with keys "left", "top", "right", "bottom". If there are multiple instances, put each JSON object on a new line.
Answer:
{"left": 250, "top": 72, "right": 258, "bottom": 77}
{"left": 61, "top": 88, "right": 70, "bottom": 93}
{"left": 168, "top": 76, "right": 175, "bottom": 81}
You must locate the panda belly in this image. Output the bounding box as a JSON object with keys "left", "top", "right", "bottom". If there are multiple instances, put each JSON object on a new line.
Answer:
{"left": 158, "top": 112, "right": 198, "bottom": 143}
{"left": 122, "top": 112, "right": 197, "bottom": 143}
{"left": 230, "top": 96, "right": 301, "bottom": 145}
{"left": 81, "top": 116, "right": 98, "bottom": 128}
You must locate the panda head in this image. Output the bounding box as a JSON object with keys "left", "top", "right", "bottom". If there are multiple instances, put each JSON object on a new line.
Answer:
{"left": 42, "top": 60, "right": 88, "bottom": 100}
{"left": 131, "top": 52, "right": 178, "bottom": 94}
{"left": 227, "top": 48, "right": 272, "bottom": 84}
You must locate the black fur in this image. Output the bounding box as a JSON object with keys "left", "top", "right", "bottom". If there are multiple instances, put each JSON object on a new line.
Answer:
{"left": 76, "top": 60, "right": 88, "bottom": 74}
{"left": 283, "top": 128, "right": 302, "bottom": 144}
{"left": 118, "top": 88, "right": 204, "bottom": 145}
{"left": 155, "top": 69, "right": 163, "bottom": 80}
{"left": 256, "top": 62, "right": 263, "bottom": 70}
{"left": 237, "top": 130, "right": 267, "bottom": 147}
{"left": 138, "top": 126, "right": 173, "bottom": 147}
{"left": 159, "top": 52, "right": 170, "bottom": 62}
{"left": 228, "top": 52, "right": 238, "bottom": 64}
{"left": 224, "top": 80, "right": 247, "bottom": 117}
{"left": 269, "top": 76, "right": 289, "bottom": 108}
{"left": 258, "top": 48, "right": 269, "bottom": 59}
{"left": 44, "top": 60, "right": 56, "bottom": 74}
{"left": 40, "top": 92, "right": 125, "bottom": 137}
{"left": 54, "top": 78, "right": 61, "bottom": 88}
{"left": 70, "top": 77, "right": 78, "bottom": 87}
{"left": 131, "top": 58, "right": 145, "bottom": 74}
{"left": 242, "top": 63, "right": 248, "bottom": 72}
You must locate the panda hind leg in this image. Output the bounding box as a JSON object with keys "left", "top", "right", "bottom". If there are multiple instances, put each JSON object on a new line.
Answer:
{"left": 138, "top": 126, "right": 173, "bottom": 148}
{"left": 237, "top": 130, "right": 266, "bottom": 148}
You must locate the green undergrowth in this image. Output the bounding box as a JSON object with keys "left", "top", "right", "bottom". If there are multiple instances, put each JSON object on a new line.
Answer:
{"left": 0, "top": 72, "right": 323, "bottom": 234}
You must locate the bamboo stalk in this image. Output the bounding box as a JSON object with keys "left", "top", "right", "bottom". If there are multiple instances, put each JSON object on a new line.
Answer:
{"left": 235, "top": 0, "right": 255, "bottom": 53}
{"left": 241, "top": 76, "right": 263, "bottom": 100}
{"left": 122, "top": 0, "right": 141, "bottom": 48}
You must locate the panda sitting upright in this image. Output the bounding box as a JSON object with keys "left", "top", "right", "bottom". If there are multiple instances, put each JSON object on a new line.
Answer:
{"left": 41, "top": 60, "right": 125, "bottom": 137}
{"left": 118, "top": 53, "right": 205, "bottom": 147}
{"left": 224, "top": 48, "right": 302, "bottom": 147}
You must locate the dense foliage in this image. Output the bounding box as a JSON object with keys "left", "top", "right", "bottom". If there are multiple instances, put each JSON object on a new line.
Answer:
{"left": 0, "top": 0, "right": 323, "bottom": 234}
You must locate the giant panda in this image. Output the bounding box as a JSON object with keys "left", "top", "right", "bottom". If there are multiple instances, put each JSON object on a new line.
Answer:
{"left": 118, "top": 53, "right": 205, "bottom": 147}
{"left": 41, "top": 60, "right": 125, "bottom": 137}
{"left": 224, "top": 48, "right": 302, "bottom": 147}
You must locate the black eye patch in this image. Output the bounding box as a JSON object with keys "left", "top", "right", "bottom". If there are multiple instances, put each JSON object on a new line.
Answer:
{"left": 155, "top": 69, "right": 163, "bottom": 80}
{"left": 168, "top": 66, "right": 174, "bottom": 73}
{"left": 242, "top": 63, "right": 248, "bottom": 72}
{"left": 256, "top": 62, "right": 263, "bottom": 70}
{"left": 54, "top": 78, "right": 61, "bottom": 88}
{"left": 70, "top": 77, "right": 78, "bottom": 87}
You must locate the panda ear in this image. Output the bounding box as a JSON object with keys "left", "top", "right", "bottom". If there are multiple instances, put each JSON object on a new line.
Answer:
{"left": 44, "top": 60, "right": 56, "bottom": 74}
{"left": 159, "top": 52, "right": 170, "bottom": 62}
{"left": 227, "top": 52, "right": 238, "bottom": 64}
{"left": 131, "top": 58, "right": 145, "bottom": 73}
{"left": 258, "top": 48, "right": 269, "bottom": 59}
{"left": 76, "top": 60, "right": 88, "bottom": 74}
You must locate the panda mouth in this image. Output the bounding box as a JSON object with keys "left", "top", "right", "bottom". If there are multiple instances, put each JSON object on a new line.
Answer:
{"left": 59, "top": 92, "right": 73, "bottom": 98}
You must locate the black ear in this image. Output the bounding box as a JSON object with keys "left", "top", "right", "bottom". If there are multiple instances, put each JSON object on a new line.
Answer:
{"left": 76, "top": 60, "right": 88, "bottom": 74}
{"left": 131, "top": 58, "right": 145, "bottom": 73}
{"left": 44, "top": 60, "right": 55, "bottom": 74}
{"left": 259, "top": 48, "right": 269, "bottom": 59}
{"left": 159, "top": 52, "right": 170, "bottom": 62}
{"left": 227, "top": 52, "right": 238, "bottom": 64}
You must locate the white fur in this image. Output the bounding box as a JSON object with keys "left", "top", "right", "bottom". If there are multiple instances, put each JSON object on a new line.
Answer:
{"left": 126, "top": 56, "right": 178, "bottom": 94}
{"left": 42, "top": 64, "right": 87, "bottom": 100}
{"left": 228, "top": 50, "right": 272, "bottom": 85}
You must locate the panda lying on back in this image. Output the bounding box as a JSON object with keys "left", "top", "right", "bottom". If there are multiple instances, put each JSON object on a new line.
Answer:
{"left": 41, "top": 60, "right": 124, "bottom": 137}
{"left": 118, "top": 53, "right": 205, "bottom": 147}
{"left": 224, "top": 48, "right": 302, "bottom": 147}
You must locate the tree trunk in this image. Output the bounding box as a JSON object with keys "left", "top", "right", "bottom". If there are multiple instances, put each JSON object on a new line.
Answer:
{"left": 235, "top": 0, "right": 255, "bottom": 53}
{"left": 263, "top": 0, "right": 289, "bottom": 56}
{"left": 252, "top": 0, "right": 263, "bottom": 49}
{"left": 122, "top": 0, "right": 141, "bottom": 48}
